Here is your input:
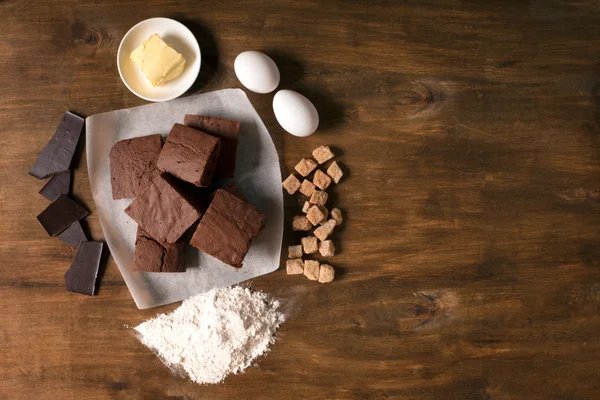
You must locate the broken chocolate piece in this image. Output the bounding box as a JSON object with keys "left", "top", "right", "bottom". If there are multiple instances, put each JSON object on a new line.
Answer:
{"left": 184, "top": 115, "right": 240, "bottom": 178}
{"left": 133, "top": 227, "right": 185, "bottom": 272}
{"left": 36, "top": 195, "right": 89, "bottom": 236}
{"left": 30, "top": 112, "right": 84, "bottom": 179}
{"left": 39, "top": 171, "right": 71, "bottom": 201}
{"left": 58, "top": 220, "right": 88, "bottom": 247}
{"left": 64, "top": 241, "right": 103, "bottom": 296}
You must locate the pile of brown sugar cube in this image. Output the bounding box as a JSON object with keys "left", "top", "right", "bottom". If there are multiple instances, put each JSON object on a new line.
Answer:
{"left": 281, "top": 145, "right": 344, "bottom": 283}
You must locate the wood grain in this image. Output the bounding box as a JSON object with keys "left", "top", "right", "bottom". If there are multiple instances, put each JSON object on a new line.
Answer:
{"left": 1, "top": 0, "right": 600, "bottom": 399}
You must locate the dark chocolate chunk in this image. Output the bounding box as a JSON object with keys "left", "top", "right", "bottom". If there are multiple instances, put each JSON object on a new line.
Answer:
{"left": 184, "top": 115, "right": 240, "bottom": 178}
{"left": 109, "top": 134, "right": 163, "bottom": 199}
{"left": 133, "top": 227, "right": 185, "bottom": 272}
{"left": 124, "top": 174, "right": 202, "bottom": 245}
{"left": 58, "top": 220, "right": 88, "bottom": 247}
{"left": 39, "top": 170, "right": 71, "bottom": 201}
{"left": 30, "top": 112, "right": 84, "bottom": 179}
{"left": 64, "top": 241, "right": 103, "bottom": 296}
{"left": 36, "top": 195, "right": 89, "bottom": 236}
{"left": 156, "top": 123, "right": 221, "bottom": 187}
{"left": 191, "top": 189, "right": 265, "bottom": 267}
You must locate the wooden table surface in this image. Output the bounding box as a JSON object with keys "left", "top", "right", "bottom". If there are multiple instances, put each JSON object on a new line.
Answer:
{"left": 2, "top": 1, "right": 600, "bottom": 399}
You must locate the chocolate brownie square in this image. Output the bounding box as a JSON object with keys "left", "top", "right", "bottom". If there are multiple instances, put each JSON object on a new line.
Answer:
{"left": 157, "top": 123, "right": 221, "bottom": 187}
{"left": 110, "top": 134, "right": 162, "bottom": 199}
{"left": 124, "top": 174, "right": 202, "bottom": 245}
{"left": 190, "top": 189, "right": 265, "bottom": 267}
{"left": 133, "top": 227, "right": 185, "bottom": 272}
{"left": 184, "top": 115, "right": 240, "bottom": 179}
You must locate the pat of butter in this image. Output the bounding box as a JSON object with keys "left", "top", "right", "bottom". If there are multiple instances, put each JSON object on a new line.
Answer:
{"left": 130, "top": 34, "right": 186, "bottom": 87}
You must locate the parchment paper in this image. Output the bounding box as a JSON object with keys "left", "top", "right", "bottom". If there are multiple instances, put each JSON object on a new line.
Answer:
{"left": 86, "top": 89, "right": 283, "bottom": 309}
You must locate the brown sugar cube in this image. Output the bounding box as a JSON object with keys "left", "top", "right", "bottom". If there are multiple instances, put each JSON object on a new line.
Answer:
{"left": 282, "top": 174, "right": 301, "bottom": 195}
{"left": 304, "top": 260, "right": 320, "bottom": 281}
{"left": 293, "top": 216, "right": 312, "bottom": 231}
{"left": 312, "top": 145, "right": 334, "bottom": 164}
{"left": 309, "top": 190, "right": 328, "bottom": 206}
{"left": 330, "top": 208, "right": 343, "bottom": 225}
{"left": 295, "top": 158, "right": 317, "bottom": 177}
{"left": 306, "top": 205, "right": 327, "bottom": 226}
{"left": 299, "top": 179, "right": 316, "bottom": 197}
{"left": 326, "top": 161, "right": 344, "bottom": 184}
{"left": 319, "top": 264, "right": 335, "bottom": 283}
{"left": 302, "top": 201, "right": 310, "bottom": 213}
{"left": 288, "top": 245, "right": 303, "bottom": 259}
{"left": 314, "top": 219, "right": 336, "bottom": 241}
{"left": 313, "top": 170, "right": 332, "bottom": 191}
{"left": 318, "top": 240, "right": 335, "bottom": 257}
{"left": 286, "top": 258, "right": 304, "bottom": 275}
{"left": 301, "top": 236, "right": 318, "bottom": 254}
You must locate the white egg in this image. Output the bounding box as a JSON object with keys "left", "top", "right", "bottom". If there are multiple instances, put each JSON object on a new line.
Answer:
{"left": 273, "top": 90, "right": 319, "bottom": 137}
{"left": 234, "top": 51, "right": 280, "bottom": 94}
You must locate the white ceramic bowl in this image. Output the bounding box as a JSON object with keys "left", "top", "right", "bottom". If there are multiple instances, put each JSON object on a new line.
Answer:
{"left": 117, "top": 18, "right": 201, "bottom": 102}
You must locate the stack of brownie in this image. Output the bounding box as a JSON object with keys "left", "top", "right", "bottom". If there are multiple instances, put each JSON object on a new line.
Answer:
{"left": 109, "top": 115, "right": 266, "bottom": 273}
{"left": 31, "top": 111, "right": 103, "bottom": 296}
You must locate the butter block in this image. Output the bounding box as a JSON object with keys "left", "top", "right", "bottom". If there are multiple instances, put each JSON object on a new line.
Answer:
{"left": 131, "top": 34, "right": 186, "bottom": 87}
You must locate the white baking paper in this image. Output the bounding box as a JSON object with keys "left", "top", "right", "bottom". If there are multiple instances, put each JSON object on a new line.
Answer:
{"left": 86, "top": 89, "right": 283, "bottom": 309}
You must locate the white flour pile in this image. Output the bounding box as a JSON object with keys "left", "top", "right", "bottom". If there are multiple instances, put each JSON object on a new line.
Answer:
{"left": 134, "top": 286, "right": 285, "bottom": 384}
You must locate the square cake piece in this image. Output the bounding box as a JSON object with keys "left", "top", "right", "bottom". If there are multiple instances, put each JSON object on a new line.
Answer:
{"left": 184, "top": 115, "right": 241, "bottom": 179}
{"left": 124, "top": 174, "right": 202, "bottom": 245}
{"left": 133, "top": 227, "right": 185, "bottom": 272}
{"left": 157, "top": 123, "right": 221, "bottom": 187}
{"left": 191, "top": 189, "right": 265, "bottom": 267}
{"left": 110, "top": 134, "right": 162, "bottom": 199}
